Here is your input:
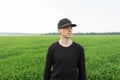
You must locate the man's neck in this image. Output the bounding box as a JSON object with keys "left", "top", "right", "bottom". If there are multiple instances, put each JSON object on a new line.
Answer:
{"left": 59, "top": 37, "right": 73, "bottom": 47}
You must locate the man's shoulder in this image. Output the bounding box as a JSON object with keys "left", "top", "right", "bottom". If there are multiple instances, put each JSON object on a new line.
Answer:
{"left": 49, "top": 41, "right": 59, "bottom": 49}
{"left": 73, "top": 41, "right": 84, "bottom": 49}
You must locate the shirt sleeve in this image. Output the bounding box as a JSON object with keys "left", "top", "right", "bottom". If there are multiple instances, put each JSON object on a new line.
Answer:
{"left": 78, "top": 47, "right": 86, "bottom": 80}
{"left": 43, "top": 46, "right": 53, "bottom": 80}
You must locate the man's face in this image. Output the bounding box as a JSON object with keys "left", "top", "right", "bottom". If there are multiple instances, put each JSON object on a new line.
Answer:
{"left": 58, "top": 26, "right": 73, "bottom": 39}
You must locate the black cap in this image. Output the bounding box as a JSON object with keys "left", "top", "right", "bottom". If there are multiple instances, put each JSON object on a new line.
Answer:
{"left": 58, "top": 18, "right": 77, "bottom": 29}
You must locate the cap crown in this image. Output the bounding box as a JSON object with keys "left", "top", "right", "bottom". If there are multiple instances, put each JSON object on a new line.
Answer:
{"left": 58, "top": 18, "right": 76, "bottom": 29}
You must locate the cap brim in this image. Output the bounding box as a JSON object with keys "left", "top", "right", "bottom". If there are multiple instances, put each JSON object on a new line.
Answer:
{"left": 59, "top": 23, "right": 77, "bottom": 29}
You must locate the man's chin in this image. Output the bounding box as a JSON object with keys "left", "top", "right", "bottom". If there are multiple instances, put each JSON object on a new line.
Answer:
{"left": 65, "top": 36, "right": 72, "bottom": 39}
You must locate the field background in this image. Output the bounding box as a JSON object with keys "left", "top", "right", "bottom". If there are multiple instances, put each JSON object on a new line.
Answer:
{"left": 0, "top": 35, "right": 120, "bottom": 80}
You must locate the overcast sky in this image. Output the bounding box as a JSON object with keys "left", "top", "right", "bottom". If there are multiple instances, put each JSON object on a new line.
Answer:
{"left": 0, "top": 0, "right": 120, "bottom": 33}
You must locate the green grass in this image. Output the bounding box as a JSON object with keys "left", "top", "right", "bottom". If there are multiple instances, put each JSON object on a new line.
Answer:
{"left": 0, "top": 35, "right": 120, "bottom": 80}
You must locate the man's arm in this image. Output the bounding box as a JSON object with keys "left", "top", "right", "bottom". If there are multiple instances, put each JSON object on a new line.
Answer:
{"left": 78, "top": 47, "right": 86, "bottom": 80}
{"left": 43, "top": 47, "right": 53, "bottom": 80}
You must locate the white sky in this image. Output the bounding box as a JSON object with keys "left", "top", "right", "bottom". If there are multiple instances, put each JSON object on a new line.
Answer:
{"left": 0, "top": 0, "right": 120, "bottom": 33}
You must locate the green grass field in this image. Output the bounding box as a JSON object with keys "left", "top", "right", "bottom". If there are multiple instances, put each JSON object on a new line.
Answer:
{"left": 0, "top": 35, "right": 120, "bottom": 80}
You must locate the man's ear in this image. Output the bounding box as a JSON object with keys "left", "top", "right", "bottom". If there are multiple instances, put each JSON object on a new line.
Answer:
{"left": 58, "top": 29, "right": 60, "bottom": 33}
{"left": 58, "top": 29, "right": 62, "bottom": 34}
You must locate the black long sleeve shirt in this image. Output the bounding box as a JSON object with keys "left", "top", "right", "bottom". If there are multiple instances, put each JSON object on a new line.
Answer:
{"left": 44, "top": 41, "right": 86, "bottom": 80}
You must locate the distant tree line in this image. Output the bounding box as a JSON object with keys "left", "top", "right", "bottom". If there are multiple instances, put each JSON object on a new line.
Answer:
{"left": 41, "top": 32, "right": 120, "bottom": 35}
{"left": 42, "top": 32, "right": 59, "bottom": 35}
{"left": 73, "top": 32, "right": 120, "bottom": 35}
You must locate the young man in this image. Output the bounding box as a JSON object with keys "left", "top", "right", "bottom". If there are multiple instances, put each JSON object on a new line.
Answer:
{"left": 44, "top": 18, "right": 86, "bottom": 80}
